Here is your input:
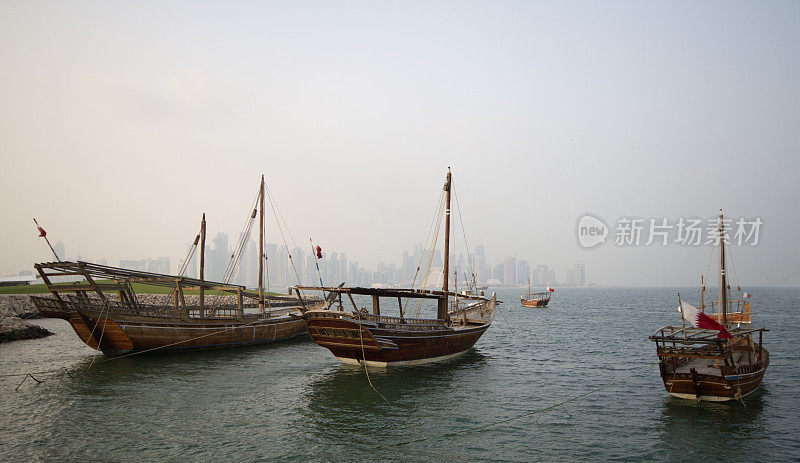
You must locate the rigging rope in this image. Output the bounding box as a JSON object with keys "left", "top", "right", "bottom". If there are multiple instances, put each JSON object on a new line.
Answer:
{"left": 410, "top": 189, "right": 445, "bottom": 290}
{"left": 452, "top": 185, "right": 479, "bottom": 292}
{"left": 413, "top": 197, "right": 445, "bottom": 318}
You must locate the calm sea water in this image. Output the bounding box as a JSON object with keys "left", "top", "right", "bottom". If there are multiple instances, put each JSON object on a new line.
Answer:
{"left": 1, "top": 287, "right": 798, "bottom": 462}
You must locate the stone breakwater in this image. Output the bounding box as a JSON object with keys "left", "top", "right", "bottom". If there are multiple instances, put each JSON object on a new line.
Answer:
{"left": 0, "top": 295, "right": 53, "bottom": 343}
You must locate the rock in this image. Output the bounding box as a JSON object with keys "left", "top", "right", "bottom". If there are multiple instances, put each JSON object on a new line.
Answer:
{"left": 0, "top": 295, "right": 42, "bottom": 319}
{"left": 0, "top": 314, "right": 53, "bottom": 343}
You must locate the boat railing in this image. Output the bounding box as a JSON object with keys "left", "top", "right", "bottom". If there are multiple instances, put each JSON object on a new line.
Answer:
{"left": 61, "top": 294, "right": 258, "bottom": 319}
{"left": 359, "top": 313, "right": 446, "bottom": 326}
{"left": 702, "top": 299, "right": 751, "bottom": 324}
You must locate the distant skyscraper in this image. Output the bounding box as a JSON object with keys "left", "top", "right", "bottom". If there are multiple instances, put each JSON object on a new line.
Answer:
{"left": 265, "top": 243, "right": 278, "bottom": 288}
{"left": 573, "top": 264, "right": 586, "bottom": 286}
{"left": 209, "top": 233, "right": 229, "bottom": 281}
{"left": 503, "top": 256, "right": 517, "bottom": 285}
{"left": 53, "top": 241, "right": 65, "bottom": 261}
{"left": 517, "top": 259, "right": 529, "bottom": 285}
{"left": 277, "top": 244, "right": 288, "bottom": 286}
{"left": 146, "top": 257, "right": 170, "bottom": 274}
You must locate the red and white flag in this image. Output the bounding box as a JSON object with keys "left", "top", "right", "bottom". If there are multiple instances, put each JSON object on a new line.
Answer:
{"left": 678, "top": 300, "right": 732, "bottom": 339}
{"left": 547, "top": 286, "right": 554, "bottom": 292}
{"left": 315, "top": 245, "right": 323, "bottom": 259}
{"left": 743, "top": 292, "right": 751, "bottom": 298}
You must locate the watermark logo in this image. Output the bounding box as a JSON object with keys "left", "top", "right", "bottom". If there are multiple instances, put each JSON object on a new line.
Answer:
{"left": 577, "top": 214, "right": 609, "bottom": 248}
{"left": 576, "top": 214, "right": 763, "bottom": 249}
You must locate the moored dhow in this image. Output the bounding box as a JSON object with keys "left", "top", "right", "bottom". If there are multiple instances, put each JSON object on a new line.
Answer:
{"left": 295, "top": 286, "right": 496, "bottom": 366}
{"left": 520, "top": 278, "right": 551, "bottom": 307}
{"left": 649, "top": 209, "right": 769, "bottom": 401}
{"left": 31, "top": 261, "right": 309, "bottom": 355}
{"left": 294, "top": 168, "right": 497, "bottom": 366}
{"left": 30, "top": 176, "right": 311, "bottom": 355}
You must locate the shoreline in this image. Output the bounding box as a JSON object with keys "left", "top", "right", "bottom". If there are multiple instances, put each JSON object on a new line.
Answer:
{"left": 0, "top": 295, "right": 53, "bottom": 343}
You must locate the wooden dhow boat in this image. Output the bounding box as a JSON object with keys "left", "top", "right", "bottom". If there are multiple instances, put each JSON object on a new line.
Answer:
{"left": 649, "top": 210, "right": 769, "bottom": 402}
{"left": 30, "top": 177, "right": 310, "bottom": 355}
{"left": 294, "top": 168, "right": 497, "bottom": 366}
{"left": 520, "top": 278, "right": 551, "bottom": 307}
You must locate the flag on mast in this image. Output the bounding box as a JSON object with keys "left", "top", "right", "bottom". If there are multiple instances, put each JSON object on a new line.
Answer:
{"left": 678, "top": 300, "right": 732, "bottom": 339}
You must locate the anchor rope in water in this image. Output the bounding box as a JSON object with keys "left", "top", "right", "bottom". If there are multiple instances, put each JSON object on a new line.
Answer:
{"left": 379, "top": 360, "right": 660, "bottom": 448}
{"left": 2, "top": 317, "right": 275, "bottom": 388}
{"left": 356, "top": 310, "right": 390, "bottom": 404}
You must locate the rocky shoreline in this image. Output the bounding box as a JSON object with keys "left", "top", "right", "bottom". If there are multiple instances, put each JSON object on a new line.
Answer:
{"left": 0, "top": 295, "right": 53, "bottom": 343}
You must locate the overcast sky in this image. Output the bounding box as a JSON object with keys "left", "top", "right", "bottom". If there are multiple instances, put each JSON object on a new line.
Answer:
{"left": 1, "top": 1, "right": 798, "bottom": 286}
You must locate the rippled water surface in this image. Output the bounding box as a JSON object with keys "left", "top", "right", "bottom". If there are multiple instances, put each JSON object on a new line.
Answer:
{"left": 1, "top": 287, "right": 798, "bottom": 461}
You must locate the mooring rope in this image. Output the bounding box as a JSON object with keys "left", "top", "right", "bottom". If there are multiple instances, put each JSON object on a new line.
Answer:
{"left": 356, "top": 311, "right": 390, "bottom": 404}
{"left": 379, "top": 361, "right": 660, "bottom": 448}
{"left": 3, "top": 317, "right": 274, "bottom": 389}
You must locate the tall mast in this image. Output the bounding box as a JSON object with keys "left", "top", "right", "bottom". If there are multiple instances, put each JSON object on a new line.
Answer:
{"left": 718, "top": 209, "right": 727, "bottom": 326}
{"left": 199, "top": 213, "right": 206, "bottom": 317}
{"left": 258, "top": 175, "right": 265, "bottom": 313}
{"left": 440, "top": 168, "right": 452, "bottom": 319}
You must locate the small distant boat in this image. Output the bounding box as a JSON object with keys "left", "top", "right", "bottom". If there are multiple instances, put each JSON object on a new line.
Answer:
{"left": 30, "top": 177, "right": 310, "bottom": 355}
{"left": 649, "top": 210, "right": 769, "bottom": 402}
{"left": 294, "top": 168, "right": 497, "bottom": 366}
{"left": 520, "top": 279, "right": 552, "bottom": 308}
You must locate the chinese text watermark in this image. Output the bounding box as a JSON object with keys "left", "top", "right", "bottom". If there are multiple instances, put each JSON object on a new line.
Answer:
{"left": 577, "top": 215, "right": 762, "bottom": 248}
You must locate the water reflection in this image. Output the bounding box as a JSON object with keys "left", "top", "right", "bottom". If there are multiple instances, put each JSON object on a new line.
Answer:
{"left": 298, "top": 348, "right": 490, "bottom": 449}
{"left": 655, "top": 385, "right": 768, "bottom": 461}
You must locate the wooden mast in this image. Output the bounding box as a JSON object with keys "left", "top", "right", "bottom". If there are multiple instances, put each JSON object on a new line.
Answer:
{"left": 258, "top": 175, "right": 265, "bottom": 313}
{"left": 718, "top": 209, "right": 728, "bottom": 326}
{"left": 199, "top": 213, "right": 206, "bottom": 318}
{"left": 439, "top": 168, "right": 452, "bottom": 320}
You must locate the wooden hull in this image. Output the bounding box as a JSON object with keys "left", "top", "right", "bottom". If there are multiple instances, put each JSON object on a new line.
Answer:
{"left": 78, "top": 313, "right": 308, "bottom": 355}
{"left": 520, "top": 298, "right": 549, "bottom": 308}
{"left": 656, "top": 345, "right": 769, "bottom": 402}
{"left": 304, "top": 309, "right": 493, "bottom": 367}
{"left": 32, "top": 297, "right": 307, "bottom": 355}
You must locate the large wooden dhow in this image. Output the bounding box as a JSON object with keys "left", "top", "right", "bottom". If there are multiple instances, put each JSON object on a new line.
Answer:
{"left": 649, "top": 210, "right": 769, "bottom": 401}
{"left": 31, "top": 262, "right": 308, "bottom": 355}
{"left": 294, "top": 168, "right": 497, "bottom": 366}
{"left": 30, "top": 177, "right": 309, "bottom": 355}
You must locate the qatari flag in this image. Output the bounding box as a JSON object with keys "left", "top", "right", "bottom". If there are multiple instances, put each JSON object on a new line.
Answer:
{"left": 37, "top": 226, "right": 46, "bottom": 238}
{"left": 678, "top": 300, "right": 732, "bottom": 339}
{"left": 315, "top": 245, "right": 322, "bottom": 259}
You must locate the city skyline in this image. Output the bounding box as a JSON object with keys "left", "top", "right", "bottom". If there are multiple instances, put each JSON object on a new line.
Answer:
{"left": 11, "top": 237, "right": 588, "bottom": 289}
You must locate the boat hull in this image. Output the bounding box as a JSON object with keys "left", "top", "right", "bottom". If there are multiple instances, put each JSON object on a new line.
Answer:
{"left": 78, "top": 314, "right": 308, "bottom": 355}
{"left": 31, "top": 296, "right": 307, "bottom": 355}
{"left": 520, "top": 298, "right": 549, "bottom": 308}
{"left": 657, "top": 347, "right": 769, "bottom": 402}
{"left": 304, "top": 311, "right": 491, "bottom": 366}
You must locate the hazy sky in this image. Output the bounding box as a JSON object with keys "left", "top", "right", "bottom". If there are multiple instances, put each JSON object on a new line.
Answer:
{"left": 1, "top": 1, "right": 798, "bottom": 286}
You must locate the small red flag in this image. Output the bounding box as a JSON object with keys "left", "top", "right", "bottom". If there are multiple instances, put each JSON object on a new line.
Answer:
{"left": 37, "top": 226, "right": 46, "bottom": 238}
{"left": 315, "top": 245, "right": 322, "bottom": 259}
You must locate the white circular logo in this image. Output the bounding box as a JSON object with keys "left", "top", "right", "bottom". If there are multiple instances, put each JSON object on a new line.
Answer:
{"left": 577, "top": 214, "right": 608, "bottom": 248}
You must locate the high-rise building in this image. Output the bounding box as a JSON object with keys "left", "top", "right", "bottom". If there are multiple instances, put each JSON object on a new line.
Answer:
{"left": 146, "top": 257, "right": 170, "bottom": 274}
{"left": 264, "top": 243, "right": 277, "bottom": 287}
{"left": 209, "top": 233, "right": 229, "bottom": 282}
{"left": 517, "top": 259, "right": 530, "bottom": 285}
{"left": 573, "top": 264, "right": 586, "bottom": 286}
{"left": 277, "top": 244, "right": 288, "bottom": 287}
{"left": 119, "top": 259, "right": 146, "bottom": 271}
{"left": 492, "top": 263, "right": 504, "bottom": 282}
{"left": 53, "top": 241, "right": 65, "bottom": 261}
{"left": 503, "top": 256, "right": 517, "bottom": 285}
